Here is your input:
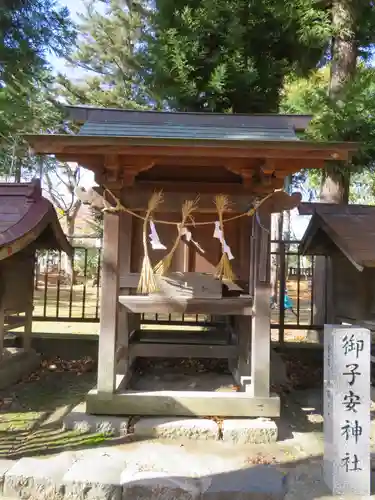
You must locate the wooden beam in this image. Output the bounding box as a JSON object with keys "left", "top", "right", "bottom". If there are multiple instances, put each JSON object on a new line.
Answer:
{"left": 130, "top": 342, "right": 238, "bottom": 359}
{"left": 86, "top": 389, "right": 280, "bottom": 417}
{"left": 26, "top": 134, "right": 356, "bottom": 162}
{"left": 120, "top": 189, "right": 255, "bottom": 212}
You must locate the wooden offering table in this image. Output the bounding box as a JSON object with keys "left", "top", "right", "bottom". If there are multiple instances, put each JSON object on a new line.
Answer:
{"left": 26, "top": 106, "right": 357, "bottom": 418}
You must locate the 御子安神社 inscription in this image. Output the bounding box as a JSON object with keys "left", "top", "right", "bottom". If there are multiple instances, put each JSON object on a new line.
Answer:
{"left": 324, "top": 325, "right": 370, "bottom": 496}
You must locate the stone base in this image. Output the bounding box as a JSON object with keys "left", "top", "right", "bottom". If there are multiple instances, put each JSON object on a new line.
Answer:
{"left": 0, "top": 348, "right": 40, "bottom": 390}
{"left": 1, "top": 447, "right": 287, "bottom": 500}
{"left": 133, "top": 417, "right": 220, "bottom": 441}
{"left": 64, "top": 403, "right": 278, "bottom": 444}
{"left": 63, "top": 402, "right": 129, "bottom": 436}
{"left": 222, "top": 418, "right": 278, "bottom": 444}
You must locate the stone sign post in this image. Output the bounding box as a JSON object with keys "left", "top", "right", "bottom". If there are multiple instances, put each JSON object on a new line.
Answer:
{"left": 324, "top": 325, "right": 370, "bottom": 496}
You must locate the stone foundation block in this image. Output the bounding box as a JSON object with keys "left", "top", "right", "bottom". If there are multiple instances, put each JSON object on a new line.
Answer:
{"left": 62, "top": 451, "right": 127, "bottom": 500}
{"left": 202, "top": 466, "right": 287, "bottom": 499}
{"left": 133, "top": 417, "right": 219, "bottom": 441}
{"left": 0, "top": 349, "right": 40, "bottom": 390}
{"left": 0, "top": 459, "right": 15, "bottom": 494}
{"left": 3, "top": 451, "right": 77, "bottom": 500}
{"left": 63, "top": 402, "right": 129, "bottom": 436}
{"left": 121, "top": 471, "right": 204, "bottom": 500}
{"left": 222, "top": 418, "right": 278, "bottom": 444}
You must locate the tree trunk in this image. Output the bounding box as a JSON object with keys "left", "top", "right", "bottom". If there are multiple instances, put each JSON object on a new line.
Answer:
{"left": 313, "top": 0, "right": 358, "bottom": 339}
{"left": 329, "top": 0, "right": 358, "bottom": 101}
{"left": 321, "top": 0, "right": 358, "bottom": 201}
{"left": 320, "top": 164, "right": 350, "bottom": 203}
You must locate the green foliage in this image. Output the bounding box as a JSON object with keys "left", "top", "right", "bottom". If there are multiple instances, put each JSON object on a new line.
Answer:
{"left": 58, "top": 0, "right": 152, "bottom": 108}
{"left": 0, "top": 0, "right": 75, "bottom": 83}
{"left": 142, "top": 0, "right": 332, "bottom": 112}
{"left": 0, "top": 77, "right": 71, "bottom": 179}
{"left": 281, "top": 65, "right": 375, "bottom": 193}
{"left": 0, "top": 0, "right": 75, "bottom": 178}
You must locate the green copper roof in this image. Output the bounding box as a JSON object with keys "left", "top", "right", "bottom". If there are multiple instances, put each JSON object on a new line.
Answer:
{"left": 78, "top": 122, "right": 299, "bottom": 141}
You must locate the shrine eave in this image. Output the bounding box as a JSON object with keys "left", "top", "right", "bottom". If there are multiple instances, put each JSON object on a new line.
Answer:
{"left": 25, "top": 134, "right": 357, "bottom": 162}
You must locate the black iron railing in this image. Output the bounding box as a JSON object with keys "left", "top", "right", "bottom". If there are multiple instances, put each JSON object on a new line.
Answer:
{"left": 32, "top": 238, "right": 327, "bottom": 341}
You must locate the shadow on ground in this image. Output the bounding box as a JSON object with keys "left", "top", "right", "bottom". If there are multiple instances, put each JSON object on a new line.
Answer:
{"left": 0, "top": 370, "right": 150, "bottom": 459}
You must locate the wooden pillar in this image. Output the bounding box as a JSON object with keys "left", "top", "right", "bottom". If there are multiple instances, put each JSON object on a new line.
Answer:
{"left": 23, "top": 302, "right": 33, "bottom": 351}
{"left": 250, "top": 217, "right": 271, "bottom": 398}
{"left": 97, "top": 212, "right": 121, "bottom": 395}
{"left": 0, "top": 303, "right": 4, "bottom": 361}
{"left": 23, "top": 257, "right": 34, "bottom": 352}
{"left": 116, "top": 213, "right": 134, "bottom": 376}
{"left": 231, "top": 218, "right": 254, "bottom": 390}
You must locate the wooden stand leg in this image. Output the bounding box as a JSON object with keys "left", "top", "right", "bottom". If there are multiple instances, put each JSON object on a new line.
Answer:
{"left": 231, "top": 316, "right": 252, "bottom": 391}
{"left": 0, "top": 304, "right": 4, "bottom": 361}
{"left": 116, "top": 306, "right": 130, "bottom": 376}
{"left": 97, "top": 212, "right": 121, "bottom": 396}
{"left": 250, "top": 282, "right": 271, "bottom": 397}
{"left": 23, "top": 303, "right": 33, "bottom": 351}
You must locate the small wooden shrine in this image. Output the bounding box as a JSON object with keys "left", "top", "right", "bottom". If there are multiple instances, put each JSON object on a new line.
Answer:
{"left": 0, "top": 180, "right": 72, "bottom": 367}
{"left": 26, "top": 107, "right": 356, "bottom": 417}
{"left": 300, "top": 202, "right": 375, "bottom": 328}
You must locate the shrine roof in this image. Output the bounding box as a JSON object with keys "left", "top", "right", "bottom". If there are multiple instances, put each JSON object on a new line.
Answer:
{"left": 65, "top": 105, "right": 313, "bottom": 131}
{"left": 25, "top": 107, "right": 357, "bottom": 158}
{"left": 24, "top": 108, "right": 358, "bottom": 195}
{"left": 299, "top": 203, "right": 375, "bottom": 270}
{"left": 78, "top": 121, "right": 298, "bottom": 141}
{"left": 0, "top": 180, "right": 72, "bottom": 261}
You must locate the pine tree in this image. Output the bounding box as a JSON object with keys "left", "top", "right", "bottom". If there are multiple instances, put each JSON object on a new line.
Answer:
{"left": 0, "top": 0, "right": 75, "bottom": 178}
{"left": 58, "top": 0, "right": 153, "bottom": 108}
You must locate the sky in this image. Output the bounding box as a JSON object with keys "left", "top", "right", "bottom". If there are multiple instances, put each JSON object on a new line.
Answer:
{"left": 50, "top": 0, "right": 311, "bottom": 238}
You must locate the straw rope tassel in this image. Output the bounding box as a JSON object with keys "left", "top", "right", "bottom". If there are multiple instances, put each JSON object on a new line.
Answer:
{"left": 137, "top": 191, "right": 163, "bottom": 294}
{"left": 215, "top": 194, "right": 236, "bottom": 283}
{"left": 154, "top": 197, "right": 199, "bottom": 276}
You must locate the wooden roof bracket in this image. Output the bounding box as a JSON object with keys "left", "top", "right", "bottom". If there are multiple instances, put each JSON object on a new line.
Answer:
{"left": 100, "top": 155, "right": 155, "bottom": 188}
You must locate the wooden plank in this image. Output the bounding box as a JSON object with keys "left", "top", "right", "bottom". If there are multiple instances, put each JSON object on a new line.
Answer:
{"left": 119, "top": 296, "right": 253, "bottom": 315}
{"left": 97, "top": 212, "right": 121, "bottom": 394}
{"left": 86, "top": 389, "right": 280, "bottom": 417}
{"left": 130, "top": 342, "right": 238, "bottom": 359}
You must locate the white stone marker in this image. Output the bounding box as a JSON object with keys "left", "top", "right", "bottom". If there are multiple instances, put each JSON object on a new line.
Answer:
{"left": 324, "top": 325, "right": 370, "bottom": 496}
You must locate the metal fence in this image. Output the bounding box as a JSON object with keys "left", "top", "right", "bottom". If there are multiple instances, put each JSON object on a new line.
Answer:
{"left": 32, "top": 238, "right": 327, "bottom": 342}
{"left": 270, "top": 240, "right": 327, "bottom": 343}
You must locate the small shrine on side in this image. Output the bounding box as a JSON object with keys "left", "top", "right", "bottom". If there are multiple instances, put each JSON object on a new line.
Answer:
{"left": 26, "top": 107, "right": 356, "bottom": 418}
{"left": 0, "top": 180, "right": 72, "bottom": 388}
{"left": 300, "top": 202, "right": 375, "bottom": 330}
